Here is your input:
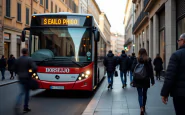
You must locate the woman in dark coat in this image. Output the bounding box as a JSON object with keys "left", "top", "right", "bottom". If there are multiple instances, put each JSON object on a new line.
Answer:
{"left": 8, "top": 54, "right": 15, "bottom": 79}
{"left": 153, "top": 54, "right": 163, "bottom": 80}
{"left": 133, "top": 48, "right": 155, "bottom": 115}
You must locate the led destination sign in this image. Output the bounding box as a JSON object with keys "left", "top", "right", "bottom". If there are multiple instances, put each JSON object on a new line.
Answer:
{"left": 41, "top": 18, "right": 80, "bottom": 26}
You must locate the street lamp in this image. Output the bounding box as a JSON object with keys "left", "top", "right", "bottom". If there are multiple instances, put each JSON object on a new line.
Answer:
{"left": 133, "top": 44, "right": 135, "bottom": 53}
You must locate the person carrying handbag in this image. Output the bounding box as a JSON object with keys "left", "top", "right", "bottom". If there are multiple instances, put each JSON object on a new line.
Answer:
{"left": 103, "top": 50, "right": 117, "bottom": 89}
{"left": 14, "top": 48, "right": 37, "bottom": 114}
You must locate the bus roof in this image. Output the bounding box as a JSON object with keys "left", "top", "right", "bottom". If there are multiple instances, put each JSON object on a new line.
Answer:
{"left": 32, "top": 12, "right": 93, "bottom": 17}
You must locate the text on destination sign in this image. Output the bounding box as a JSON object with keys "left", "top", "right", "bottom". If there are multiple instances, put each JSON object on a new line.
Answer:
{"left": 42, "top": 18, "right": 79, "bottom": 25}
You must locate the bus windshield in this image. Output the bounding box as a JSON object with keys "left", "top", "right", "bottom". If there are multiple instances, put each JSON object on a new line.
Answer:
{"left": 30, "top": 27, "right": 92, "bottom": 64}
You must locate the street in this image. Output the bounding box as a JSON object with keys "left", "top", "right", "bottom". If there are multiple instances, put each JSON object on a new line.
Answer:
{"left": 0, "top": 70, "right": 176, "bottom": 115}
{"left": 0, "top": 82, "right": 93, "bottom": 115}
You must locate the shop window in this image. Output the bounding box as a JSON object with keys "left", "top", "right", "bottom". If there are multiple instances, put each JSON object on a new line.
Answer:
{"left": 177, "top": 18, "right": 185, "bottom": 38}
{"left": 4, "top": 33, "right": 11, "bottom": 40}
{"left": 160, "top": 30, "right": 165, "bottom": 70}
{"left": 4, "top": 42, "right": 10, "bottom": 59}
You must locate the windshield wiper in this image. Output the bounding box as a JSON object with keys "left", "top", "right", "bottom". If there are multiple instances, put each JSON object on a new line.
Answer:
{"left": 36, "top": 57, "right": 55, "bottom": 64}
{"left": 60, "top": 58, "right": 83, "bottom": 68}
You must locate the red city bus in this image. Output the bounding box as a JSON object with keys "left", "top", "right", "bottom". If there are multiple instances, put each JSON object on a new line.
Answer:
{"left": 21, "top": 13, "right": 107, "bottom": 91}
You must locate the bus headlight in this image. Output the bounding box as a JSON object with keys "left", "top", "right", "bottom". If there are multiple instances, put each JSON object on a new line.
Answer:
{"left": 32, "top": 73, "right": 40, "bottom": 80}
{"left": 86, "top": 70, "right": 90, "bottom": 75}
{"left": 77, "top": 70, "right": 91, "bottom": 81}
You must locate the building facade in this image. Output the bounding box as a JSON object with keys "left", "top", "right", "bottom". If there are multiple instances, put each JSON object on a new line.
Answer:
{"left": 124, "top": 0, "right": 135, "bottom": 55}
{"left": 1, "top": 0, "right": 78, "bottom": 58}
{"left": 0, "top": 0, "right": 3, "bottom": 57}
{"left": 88, "top": 0, "right": 101, "bottom": 25}
{"left": 99, "top": 12, "right": 111, "bottom": 53}
{"left": 111, "top": 33, "right": 125, "bottom": 56}
{"left": 88, "top": 0, "right": 111, "bottom": 53}
{"left": 79, "top": 0, "right": 88, "bottom": 14}
{"left": 132, "top": 0, "right": 185, "bottom": 69}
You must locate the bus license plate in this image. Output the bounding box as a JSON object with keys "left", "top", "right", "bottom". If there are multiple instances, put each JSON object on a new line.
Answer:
{"left": 50, "top": 86, "right": 64, "bottom": 90}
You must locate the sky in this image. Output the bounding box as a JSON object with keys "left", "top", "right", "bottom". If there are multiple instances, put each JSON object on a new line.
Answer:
{"left": 96, "top": 0, "right": 127, "bottom": 35}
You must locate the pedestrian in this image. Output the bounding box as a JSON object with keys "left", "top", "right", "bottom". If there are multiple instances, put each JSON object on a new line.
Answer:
{"left": 8, "top": 54, "right": 15, "bottom": 79}
{"left": 118, "top": 50, "right": 130, "bottom": 88}
{"left": 161, "top": 33, "right": 185, "bottom": 115}
{"left": 127, "top": 55, "right": 131, "bottom": 76}
{"left": 153, "top": 54, "right": 163, "bottom": 80}
{"left": 103, "top": 50, "right": 117, "bottom": 89}
{"left": 14, "top": 48, "right": 37, "bottom": 114}
{"left": 13, "top": 56, "right": 17, "bottom": 76}
{"left": 0, "top": 55, "right": 7, "bottom": 80}
{"left": 129, "top": 53, "right": 137, "bottom": 86}
{"left": 133, "top": 48, "right": 155, "bottom": 115}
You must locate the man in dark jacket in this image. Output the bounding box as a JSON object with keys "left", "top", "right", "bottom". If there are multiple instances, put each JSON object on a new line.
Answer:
{"left": 161, "top": 33, "right": 185, "bottom": 115}
{"left": 14, "top": 48, "right": 37, "bottom": 114}
{"left": 0, "top": 55, "right": 7, "bottom": 80}
{"left": 103, "top": 50, "right": 117, "bottom": 89}
{"left": 118, "top": 50, "right": 130, "bottom": 88}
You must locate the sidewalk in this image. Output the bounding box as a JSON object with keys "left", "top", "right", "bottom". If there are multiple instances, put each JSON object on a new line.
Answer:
{"left": 82, "top": 70, "right": 175, "bottom": 115}
{"left": 0, "top": 71, "right": 18, "bottom": 86}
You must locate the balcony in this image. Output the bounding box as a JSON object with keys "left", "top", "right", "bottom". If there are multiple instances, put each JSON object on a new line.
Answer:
{"left": 124, "top": 38, "right": 133, "bottom": 46}
{"left": 132, "top": 9, "right": 148, "bottom": 34}
{"left": 144, "top": 0, "right": 156, "bottom": 12}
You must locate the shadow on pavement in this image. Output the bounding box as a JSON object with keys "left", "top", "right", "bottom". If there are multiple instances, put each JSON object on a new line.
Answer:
{"left": 32, "top": 90, "right": 95, "bottom": 98}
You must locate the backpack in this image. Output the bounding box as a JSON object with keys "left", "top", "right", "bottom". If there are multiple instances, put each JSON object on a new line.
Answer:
{"left": 133, "top": 63, "right": 147, "bottom": 80}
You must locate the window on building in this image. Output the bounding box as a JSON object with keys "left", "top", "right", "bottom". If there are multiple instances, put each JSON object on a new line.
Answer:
{"left": 59, "top": 8, "right": 61, "bottom": 12}
{"left": 55, "top": 5, "right": 57, "bottom": 13}
{"left": 34, "top": 11, "right": 37, "bottom": 14}
{"left": 40, "top": 0, "right": 43, "bottom": 5}
{"left": 17, "top": 2, "right": 21, "bottom": 22}
{"left": 6, "top": 0, "right": 11, "bottom": 17}
{"left": 26, "top": 8, "right": 29, "bottom": 25}
{"left": 46, "top": 0, "right": 48, "bottom": 9}
{"left": 51, "top": 1, "right": 53, "bottom": 13}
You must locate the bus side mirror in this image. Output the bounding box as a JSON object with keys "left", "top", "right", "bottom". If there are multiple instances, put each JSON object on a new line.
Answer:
{"left": 21, "top": 30, "right": 26, "bottom": 42}
{"left": 94, "top": 31, "right": 100, "bottom": 42}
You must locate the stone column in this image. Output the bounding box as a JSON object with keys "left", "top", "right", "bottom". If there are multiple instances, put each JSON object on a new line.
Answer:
{"left": 144, "top": 28, "right": 147, "bottom": 50}
{"left": 11, "top": 33, "right": 17, "bottom": 58}
{"left": 149, "top": 19, "right": 153, "bottom": 58}
{"left": 153, "top": 14, "right": 159, "bottom": 58}
{"left": 165, "top": 0, "right": 176, "bottom": 69}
